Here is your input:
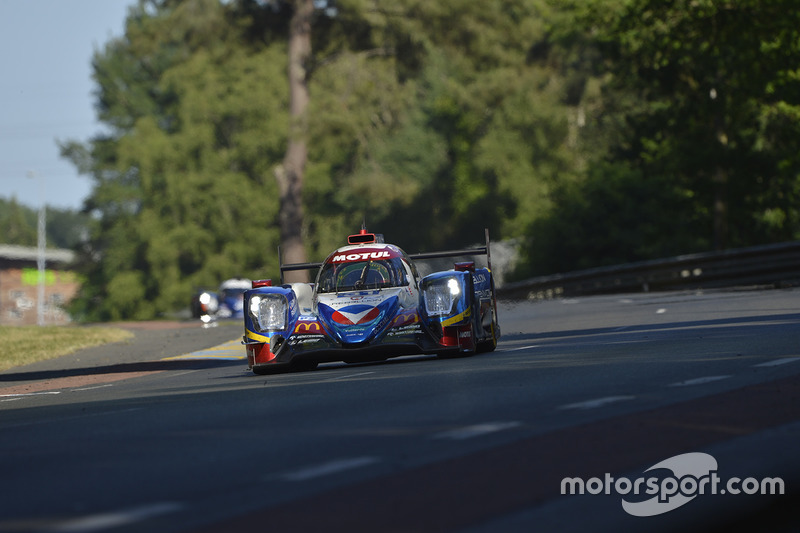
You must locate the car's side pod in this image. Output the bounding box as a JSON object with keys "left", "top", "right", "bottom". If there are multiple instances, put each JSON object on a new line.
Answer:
{"left": 419, "top": 269, "right": 477, "bottom": 353}
{"left": 408, "top": 228, "right": 497, "bottom": 332}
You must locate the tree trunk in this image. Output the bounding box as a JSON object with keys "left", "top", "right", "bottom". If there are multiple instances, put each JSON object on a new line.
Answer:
{"left": 276, "top": 0, "right": 313, "bottom": 283}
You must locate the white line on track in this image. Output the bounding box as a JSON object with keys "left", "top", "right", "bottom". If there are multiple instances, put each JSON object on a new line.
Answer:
{"left": 503, "top": 345, "right": 539, "bottom": 352}
{"left": 433, "top": 421, "right": 522, "bottom": 440}
{"left": 71, "top": 384, "right": 114, "bottom": 392}
{"left": 559, "top": 395, "right": 635, "bottom": 410}
{"left": 46, "top": 502, "right": 183, "bottom": 532}
{"left": 753, "top": 357, "right": 800, "bottom": 367}
{"left": 281, "top": 456, "right": 380, "bottom": 482}
{"left": 0, "top": 391, "right": 61, "bottom": 398}
{"left": 323, "top": 371, "right": 376, "bottom": 381}
{"left": 669, "top": 375, "right": 731, "bottom": 387}
{"left": 169, "top": 370, "right": 204, "bottom": 377}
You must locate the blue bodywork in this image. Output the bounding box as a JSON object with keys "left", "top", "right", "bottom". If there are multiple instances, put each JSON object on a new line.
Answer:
{"left": 242, "top": 233, "right": 499, "bottom": 374}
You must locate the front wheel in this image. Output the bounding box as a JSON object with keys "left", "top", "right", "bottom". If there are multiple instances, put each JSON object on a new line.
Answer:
{"left": 477, "top": 288, "right": 500, "bottom": 353}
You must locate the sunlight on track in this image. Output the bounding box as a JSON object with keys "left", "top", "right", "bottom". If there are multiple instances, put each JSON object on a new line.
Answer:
{"left": 161, "top": 339, "right": 245, "bottom": 361}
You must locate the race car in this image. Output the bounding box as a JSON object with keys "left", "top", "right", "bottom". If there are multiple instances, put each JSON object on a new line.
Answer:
{"left": 242, "top": 229, "right": 500, "bottom": 374}
{"left": 191, "top": 277, "right": 251, "bottom": 323}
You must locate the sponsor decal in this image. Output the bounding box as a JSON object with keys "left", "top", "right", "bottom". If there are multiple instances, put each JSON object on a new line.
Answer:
{"left": 386, "top": 324, "right": 421, "bottom": 337}
{"left": 331, "top": 250, "right": 392, "bottom": 263}
{"left": 561, "top": 452, "right": 785, "bottom": 517}
{"left": 320, "top": 293, "right": 383, "bottom": 306}
{"left": 317, "top": 297, "right": 398, "bottom": 344}
{"left": 294, "top": 320, "right": 323, "bottom": 334}
{"left": 289, "top": 335, "right": 326, "bottom": 345}
{"left": 331, "top": 305, "right": 381, "bottom": 325}
{"left": 391, "top": 311, "right": 419, "bottom": 327}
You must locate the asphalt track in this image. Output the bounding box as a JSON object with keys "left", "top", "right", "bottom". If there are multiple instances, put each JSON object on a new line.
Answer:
{"left": 0, "top": 288, "right": 799, "bottom": 532}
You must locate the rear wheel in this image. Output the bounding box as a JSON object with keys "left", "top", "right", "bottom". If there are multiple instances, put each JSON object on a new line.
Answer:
{"left": 477, "top": 319, "right": 499, "bottom": 353}
{"left": 477, "top": 286, "right": 500, "bottom": 353}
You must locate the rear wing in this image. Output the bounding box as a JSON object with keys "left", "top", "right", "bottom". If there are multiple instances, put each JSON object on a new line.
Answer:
{"left": 279, "top": 229, "right": 493, "bottom": 284}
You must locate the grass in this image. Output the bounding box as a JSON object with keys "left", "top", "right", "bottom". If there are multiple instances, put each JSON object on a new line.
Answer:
{"left": 0, "top": 325, "right": 134, "bottom": 373}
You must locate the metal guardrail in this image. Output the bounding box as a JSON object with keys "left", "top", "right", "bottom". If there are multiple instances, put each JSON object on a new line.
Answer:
{"left": 497, "top": 240, "right": 800, "bottom": 300}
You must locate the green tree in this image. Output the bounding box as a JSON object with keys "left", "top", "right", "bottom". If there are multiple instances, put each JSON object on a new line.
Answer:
{"left": 597, "top": 0, "right": 800, "bottom": 250}
{"left": 0, "top": 198, "right": 37, "bottom": 246}
{"left": 63, "top": 0, "right": 288, "bottom": 320}
{"left": 62, "top": 0, "right": 620, "bottom": 319}
{"left": 515, "top": 0, "right": 800, "bottom": 278}
{"left": 72, "top": 0, "right": 800, "bottom": 318}
{"left": 305, "top": 0, "right": 582, "bottom": 253}
{"left": 0, "top": 198, "right": 88, "bottom": 248}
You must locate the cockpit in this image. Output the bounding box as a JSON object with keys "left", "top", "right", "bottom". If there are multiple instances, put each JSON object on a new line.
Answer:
{"left": 316, "top": 258, "right": 409, "bottom": 293}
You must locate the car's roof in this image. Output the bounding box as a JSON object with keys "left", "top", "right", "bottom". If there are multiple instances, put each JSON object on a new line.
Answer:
{"left": 220, "top": 278, "right": 252, "bottom": 290}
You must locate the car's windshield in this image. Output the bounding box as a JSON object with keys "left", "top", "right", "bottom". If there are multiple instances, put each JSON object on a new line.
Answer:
{"left": 317, "top": 258, "right": 408, "bottom": 293}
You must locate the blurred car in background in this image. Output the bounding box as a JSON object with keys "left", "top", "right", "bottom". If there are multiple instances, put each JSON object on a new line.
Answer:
{"left": 191, "top": 277, "right": 251, "bottom": 323}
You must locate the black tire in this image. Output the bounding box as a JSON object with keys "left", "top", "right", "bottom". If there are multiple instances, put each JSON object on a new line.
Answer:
{"left": 477, "top": 319, "right": 499, "bottom": 353}
{"left": 477, "top": 283, "right": 500, "bottom": 353}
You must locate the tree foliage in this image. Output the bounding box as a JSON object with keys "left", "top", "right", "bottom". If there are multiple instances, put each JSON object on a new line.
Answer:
{"left": 515, "top": 0, "right": 800, "bottom": 277}
{"left": 63, "top": 0, "right": 288, "bottom": 320}
{"left": 61, "top": 0, "right": 800, "bottom": 320}
{"left": 0, "top": 198, "right": 89, "bottom": 249}
{"left": 603, "top": 0, "right": 800, "bottom": 249}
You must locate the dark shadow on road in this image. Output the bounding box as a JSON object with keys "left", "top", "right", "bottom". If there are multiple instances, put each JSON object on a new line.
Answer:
{"left": 0, "top": 358, "right": 244, "bottom": 383}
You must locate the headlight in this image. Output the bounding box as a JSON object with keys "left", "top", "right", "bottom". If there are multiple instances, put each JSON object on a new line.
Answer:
{"left": 249, "top": 294, "right": 288, "bottom": 331}
{"left": 423, "top": 278, "right": 461, "bottom": 316}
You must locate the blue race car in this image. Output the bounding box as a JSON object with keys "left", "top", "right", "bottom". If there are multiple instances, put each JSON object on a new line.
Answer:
{"left": 242, "top": 229, "right": 500, "bottom": 374}
{"left": 191, "top": 277, "right": 251, "bottom": 323}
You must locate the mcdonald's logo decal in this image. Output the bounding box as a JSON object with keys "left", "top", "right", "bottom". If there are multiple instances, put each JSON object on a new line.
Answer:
{"left": 295, "top": 321, "right": 323, "bottom": 334}
{"left": 392, "top": 311, "right": 419, "bottom": 327}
